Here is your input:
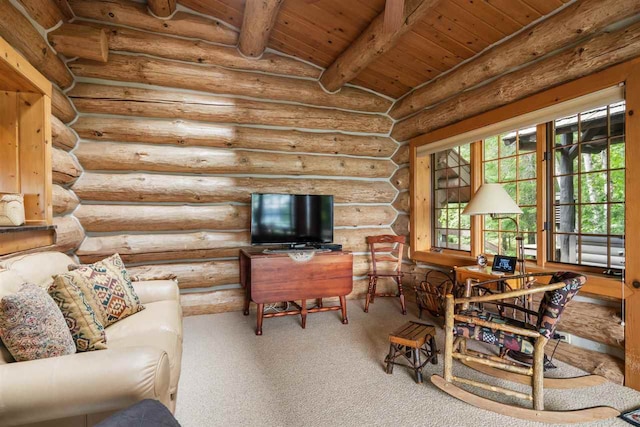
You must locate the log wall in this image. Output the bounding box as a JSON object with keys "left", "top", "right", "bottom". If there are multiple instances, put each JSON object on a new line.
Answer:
{"left": 5, "top": 0, "right": 401, "bottom": 316}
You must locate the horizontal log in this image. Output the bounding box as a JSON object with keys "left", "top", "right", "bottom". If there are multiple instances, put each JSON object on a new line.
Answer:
{"left": 74, "top": 141, "right": 396, "bottom": 178}
{"left": 52, "top": 184, "right": 79, "bottom": 215}
{"left": 392, "top": 20, "right": 640, "bottom": 141}
{"left": 147, "top": 0, "right": 175, "bottom": 18}
{"left": 389, "top": 0, "right": 640, "bottom": 119}
{"left": 75, "top": 204, "right": 397, "bottom": 232}
{"left": 180, "top": 278, "right": 396, "bottom": 316}
{"left": 548, "top": 342, "right": 623, "bottom": 385}
{"left": 393, "top": 191, "right": 409, "bottom": 213}
{"left": 76, "top": 227, "right": 392, "bottom": 263}
{"left": 392, "top": 144, "right": 409, "bottom": 166}
{"left": 69, "top": 84, "right": 392, "bottom": 134}
{"left": 69, "top": 0, "right": 238, "bottom": 45}
{"left": 238, "top": 0, "right": 282, "bottom": 58}
{"left": 52, "top": 87, "right": 76, "bottom": 123}
{"left": 77, "top": 22, "right": 320, "bottom": 78}
{"left": 391, "top": 167, "right": 409, "bottom": 191}
{"left": 51, "top": 115, "right": 77, "bottom": 151}
{"left": 72, "top": 116, "right": 396, "bottom": 157}
{"left": 52, "top": 148, "right": 82, "bottom": 185}
{"left": 72, "top": 172, "right": 397, "bottom": 204}
{"left": 0, "top": 2, "right": 73, "bottom": 89}
{"left": 17, "top": 0, "right": 67, "bottom": 29}
{"left": 128, "top": 260, "right": 239, "bottom": 289}
{"left": 48, "top": 24, "right": 109, "bottom": 62}
{"left": 52, "top": 215, "right": 85, "bottom": 253}
{"left": 532, "top": 295, "right": 623, "bottom": 350}
{"left": 69, "top": 54, "right": 391, "bottom": 113}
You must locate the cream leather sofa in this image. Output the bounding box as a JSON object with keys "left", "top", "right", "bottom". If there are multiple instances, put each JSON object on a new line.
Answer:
{"left": 0, "top": 252, "right": 183, "bottom": 427}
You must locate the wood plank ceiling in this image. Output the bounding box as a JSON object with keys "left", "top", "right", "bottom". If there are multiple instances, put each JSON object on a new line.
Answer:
{"left": 174, "top": 0, "right": 570, "bottom": 99}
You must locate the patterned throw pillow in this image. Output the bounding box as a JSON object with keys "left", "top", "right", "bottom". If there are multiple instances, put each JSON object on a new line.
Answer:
{"left": 49, "top": 275, "right": 107, "bottom": 352}
{"left": 0, "top": 283, "right": 76, "bottom": 361}
{"left": 59, "top": 254, "right": 144, "bottom": 328}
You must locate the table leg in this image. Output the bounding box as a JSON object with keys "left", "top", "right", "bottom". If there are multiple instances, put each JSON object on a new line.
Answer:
{"left": 316, "top": 298, "right": 323, "bottom": 308}
{"left": 256, "top": 303, "right": 264, "bottom": 336}
{"left": 243, "top": 287, "right": 250, "bottom": 316}
{"left": 301, "top": 299, "right": 307, "bottom": 329}
{"left": 339, "top": 295, "right": 348, "bottom": 324}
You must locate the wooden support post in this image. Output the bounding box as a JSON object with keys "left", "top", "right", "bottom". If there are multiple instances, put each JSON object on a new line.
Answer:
{"left": 532, "top": 337, "right": 547, "bottom": 410}
{"left": 625, "top": 64, "right": 640, "bottom": 390}
{"left": 444, "top": 294, "right": 454, "bottom": 382}
{"left": 320, "top": 0, "right": 437, "bottom": 92}
{"left": 238, "top": 0, "right": 283, "bottom": 58}
{"left": 48, "top": 24, "right": 109, "bottom": 62}
{"left": 147, "top": 0, "right": 175, "bottom": 17}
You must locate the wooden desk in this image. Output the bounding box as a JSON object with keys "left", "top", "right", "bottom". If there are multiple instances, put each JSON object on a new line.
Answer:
{"left": 239, "top": 249, "right": 353, "bottom": 335}
{"left": 454, "top": 265, "right": 520, "bottom": 291}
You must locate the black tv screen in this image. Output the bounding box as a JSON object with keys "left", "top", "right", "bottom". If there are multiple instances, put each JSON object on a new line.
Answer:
{"left": 251, "top": 193, "right": 333, "bottom": 245}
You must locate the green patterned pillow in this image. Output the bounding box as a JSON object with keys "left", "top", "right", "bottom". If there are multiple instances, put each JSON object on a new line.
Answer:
{"left": 49, "top": 276, "right": 107, "bottom": 352}
{"left": 0, "top": 283, "right": 76, "bottom": 361}
{"left": 60, "top": 254, "right": 144, "bottom": 328}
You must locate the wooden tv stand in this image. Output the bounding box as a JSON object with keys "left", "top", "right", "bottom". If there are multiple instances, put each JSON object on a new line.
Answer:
{"left": 239, "top": 249, "right": 353, "bottom": 335}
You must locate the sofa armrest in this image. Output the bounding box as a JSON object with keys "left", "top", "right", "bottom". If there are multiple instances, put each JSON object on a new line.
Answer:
{"left": 132, "top": 280, "right": 180, "bottom": 304}
{"left": 0, "top": 347, "right": 170, "bottom": 426}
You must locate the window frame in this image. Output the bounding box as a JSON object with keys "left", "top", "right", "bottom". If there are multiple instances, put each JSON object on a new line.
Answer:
{"left": 409, "top": 59, "right": 640, "bottom": 300}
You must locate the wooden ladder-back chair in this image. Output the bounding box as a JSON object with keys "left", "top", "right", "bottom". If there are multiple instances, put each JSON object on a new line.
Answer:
{"left": 431, "top": 271, "right": 620, "bottom": 424}
{"left": 364, "top": 235, "right": 406, "bottom": 315}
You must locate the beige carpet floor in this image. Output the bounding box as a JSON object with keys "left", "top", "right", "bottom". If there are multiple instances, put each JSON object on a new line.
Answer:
{"left": 175, "top": 299, "right": 640, "bottom": 427}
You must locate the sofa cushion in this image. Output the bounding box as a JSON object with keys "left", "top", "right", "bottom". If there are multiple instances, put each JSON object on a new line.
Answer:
{"left": 0, "top": 269, "right": 26, "bottom": 299}
{"left": 106, "top": 300, "right": 182, "bottom": 393}
{"left": 0, "top": 252, "right": 74, "bottom": 290}
{"left": 0, "top": 283, "right": 76, "bottom": 361}
{"left": 57, "top": 254, "right": 144, "bottom": 328}
{"left": 49, "top": 275, "right": 107, "bottom": 352}
{"left": 132, "top": 280, "right": 180, "bottom": 305}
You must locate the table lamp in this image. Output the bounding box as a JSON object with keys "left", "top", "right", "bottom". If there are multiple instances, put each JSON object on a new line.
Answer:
{"left": 462, "top": 183, "right": 525, "bottom": 275}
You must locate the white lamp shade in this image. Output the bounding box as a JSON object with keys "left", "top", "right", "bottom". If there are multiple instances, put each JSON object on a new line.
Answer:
{"left": 462, "top": 183, "right": 523, "bottom": 216}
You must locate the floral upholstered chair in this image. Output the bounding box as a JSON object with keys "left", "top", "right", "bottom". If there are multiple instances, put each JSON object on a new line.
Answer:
{"left": 431, "top": 272, "right": 621, "bottom": 424}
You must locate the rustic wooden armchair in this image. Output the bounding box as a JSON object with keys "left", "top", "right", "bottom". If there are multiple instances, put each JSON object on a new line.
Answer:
{"left": 364, "top": 235, "right": 406, "bottom": 314}
{"left": 431, "top": 271, "right": 620, "bottom": 424}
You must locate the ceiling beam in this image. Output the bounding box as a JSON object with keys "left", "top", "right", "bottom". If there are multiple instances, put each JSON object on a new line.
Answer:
{"left": 238, "top": 0, "right": 284, "bottom": 58}
{"left": 391, "top": 19, "right": 640, "bottom": 141}
{"left": 319, "top": 0, "right": 437, "bottom": 93}
{"left": 389, "top": 0, "right": 640, "bottom": 120}
{"left": 148, "top": 0, "right": 176, "bottom": 18}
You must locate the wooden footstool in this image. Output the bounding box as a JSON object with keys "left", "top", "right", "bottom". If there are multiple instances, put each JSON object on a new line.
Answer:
{"left": 385, "top": 321, "right": 438, "bottom": 383}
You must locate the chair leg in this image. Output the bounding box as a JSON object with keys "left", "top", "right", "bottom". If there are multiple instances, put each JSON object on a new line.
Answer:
{"left": 532, "top": 338, "right": 547, "bottom": 410}
{"left": 371, "top": 276, "right": 378, "bottom": 303}
{"left": 364, "top": 276, "right": 374, "bottom": 313}
{"left": 397, "top": 276, "right": 407, "bottom": 315}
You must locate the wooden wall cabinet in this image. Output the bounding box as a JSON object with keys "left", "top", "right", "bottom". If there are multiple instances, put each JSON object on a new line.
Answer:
{"left": 0, "top": 36, "right": 55, "bottom": 255}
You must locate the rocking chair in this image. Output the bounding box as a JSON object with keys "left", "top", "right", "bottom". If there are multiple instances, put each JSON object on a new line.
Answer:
{"left": 431, "top": 271, "right": 620, "bottom": 424}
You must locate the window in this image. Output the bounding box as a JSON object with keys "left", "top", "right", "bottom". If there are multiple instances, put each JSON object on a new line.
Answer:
{"left": 482, "top": 128, "right": 538, "bottom": 259}
{"left": 550, "top": 101, "right": 626, "bottom": 269}
{"left": 432, "top": 144, "right": 471, "bottom": 251}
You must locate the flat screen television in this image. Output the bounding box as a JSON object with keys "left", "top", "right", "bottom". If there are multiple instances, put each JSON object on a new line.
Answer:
{"left": 250, "top": 193, "right": 333, "bottom": 246}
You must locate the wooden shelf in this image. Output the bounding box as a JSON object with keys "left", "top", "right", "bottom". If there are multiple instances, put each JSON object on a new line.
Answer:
{"left": 0, "top": 35, "right": 53, "bottom": 257}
